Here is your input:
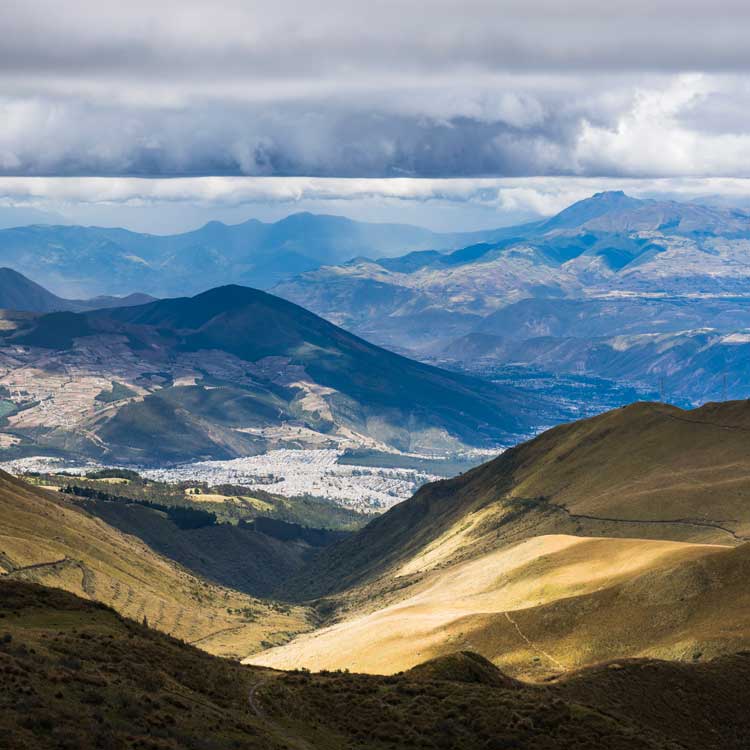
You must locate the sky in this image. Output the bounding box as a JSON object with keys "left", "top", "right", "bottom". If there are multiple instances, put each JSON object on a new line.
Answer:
{"left": 3, "top": 0, "right": 750, "bottom": 232}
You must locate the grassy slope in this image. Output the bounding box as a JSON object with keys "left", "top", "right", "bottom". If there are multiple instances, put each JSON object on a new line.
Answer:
{"left": 0, "top": 470, "right": 310, "bottom": 658}
{"left": 3, "top": 580, "right": 750, "bottom": 750}
{"left": 285, "top": 400, "right": 750, "bottom": 601}
{"left": 77, "top": 499, "right": 320, "bottom": 597}
{"left": 252, "top": 535, "right": 740, "bottom": 677}
{"left": 266, "top": 401, "right": 750, "bottom": 678}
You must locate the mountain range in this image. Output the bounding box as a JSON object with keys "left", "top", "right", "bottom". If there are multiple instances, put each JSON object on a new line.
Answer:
{"left": 0, "top": 284, "right": 548, "bottom": 464}
{"left": 0, "top": 213, "right": 513, "bottom": 299}
{"left": 6, "top": 192, "right": 750, "bottom": 404}
{"left": 274, "top": 192, "right": 750, "bottom": 402}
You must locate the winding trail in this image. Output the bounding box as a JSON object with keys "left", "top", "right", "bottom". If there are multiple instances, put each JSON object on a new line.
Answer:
{"left": 504, "top": 611, "right": 567, "bottom": 672}
{"left": 547, "top": 502, "right": 747, "bottom": 543}
{"left": 2, "top": 556, "right": 69, "bottom": 574}
{"left": 247, "top": 678, "right": 271, "bottom": 719}
{"left": 662, "top": 412, "right": 750, "bottom": 435}
{"left": 188, "top": 624, "right": 245, "bottom": 646}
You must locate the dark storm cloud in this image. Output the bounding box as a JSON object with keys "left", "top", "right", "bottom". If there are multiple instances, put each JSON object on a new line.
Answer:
{"left": 1, "top": 1, "right": 750, "bottom": 177}
{"left": 4, "top": 1, "right": 750, "bottom": 77}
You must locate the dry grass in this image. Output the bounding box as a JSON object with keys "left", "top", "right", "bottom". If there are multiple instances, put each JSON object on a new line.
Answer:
{"left": 269, "top": 402, "right": 750, "bottom": 680}
{"left": 4, "top": 579, "right": 750, "bottom": 750}
{"left": 251, "top": 534, "right": 728, "bottom": 676}
{"left": 0, "top": 470, "right": 311, "bottom": 658}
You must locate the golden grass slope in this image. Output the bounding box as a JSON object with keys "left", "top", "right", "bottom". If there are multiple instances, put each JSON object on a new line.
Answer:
{"left": 506, "top": 400, "right": 750, "bottom": 534}
{"left": 0, "top": 470, "right": 310, "bottom": 658}
{"left": 249, "top": 533, "right": 733, "bottom": 677}
{"left": 286, "top": 400, "right": 750, "bottom": 602}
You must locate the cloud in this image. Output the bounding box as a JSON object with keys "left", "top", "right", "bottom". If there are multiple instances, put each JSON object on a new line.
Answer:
{"left": 2, "top": 3, "right": 750, "bottom": 178}
{"left": 5, "top": 174, "right": 750, "bottom": 224}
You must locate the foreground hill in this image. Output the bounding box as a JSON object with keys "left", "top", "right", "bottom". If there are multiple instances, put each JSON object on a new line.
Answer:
{"left": 257, "top": 400, "right": 750, "bottom": 677}
{"left": 255, "top": 535, "right": 747, "bottom": 678}
{"left": 0, "top": 470, "right": 310, "bottom": 657}
{"left": 3, "top": 580, "right": 750, "bottom": 750}
{"left": 0, "top": 285, "right": 547, "bottom": 462}
{"left": 285, "top": 400, "right": 750, "bottom": 596}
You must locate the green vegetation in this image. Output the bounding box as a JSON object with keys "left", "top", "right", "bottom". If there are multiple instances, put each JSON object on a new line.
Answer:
{"left": 3, "top": 580, "right": 750, "bottom": 750}
{"left": 86, "top": 468, "right": 141, "bottom": 481}
{"left": 94, "top": 380, "right": 138, "bottom": 403}
{"left": 0, "top": 399, "right": 17, "bottom": 418}
{"left": 29, "top": 470, "right": 368, "bottom": 531}
{"left": 60, "top": 484, "right": 219, "bottom": 529}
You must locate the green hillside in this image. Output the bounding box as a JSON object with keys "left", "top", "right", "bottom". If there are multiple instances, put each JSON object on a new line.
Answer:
{"left": 3, "top": 580, "right": 750, "bottom": 750}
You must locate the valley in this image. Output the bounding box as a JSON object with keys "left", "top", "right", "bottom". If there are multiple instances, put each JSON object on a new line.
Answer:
{"left": 250, "top": 400, "right": 750, "bottom": 680}
{"left": 2, "top": 196, "right": 750, "bottom": 747}
{"left": 4, "top": 333, "right": 750, "bottom": 746}
{"left": 4, "top": 399, "right": 750, "bottom": 748}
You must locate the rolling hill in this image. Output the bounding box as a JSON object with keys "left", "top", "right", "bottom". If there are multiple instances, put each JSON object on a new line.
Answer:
{"left": 4, "top": 579, "right": 750, "bottom": 750}
{"left": 0, "top": 285, "right": 549, "bottom": 463}
{"left": 0, "top": 469, "right": 311, "bottom": 658}
{"left": 254, "top": 400, "right": 750, "bottom": 678}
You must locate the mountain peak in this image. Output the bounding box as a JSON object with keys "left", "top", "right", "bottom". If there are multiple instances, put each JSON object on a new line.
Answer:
{"left": 591, "top": 189, "right": 628, "bottom": 199}
{"left": 541, "top": 190, "right": 643, "bottom": 231}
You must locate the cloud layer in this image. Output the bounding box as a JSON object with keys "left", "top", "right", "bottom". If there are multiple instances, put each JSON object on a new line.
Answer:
{"left": 5, "top": 176, "right": 750, "bottom": 234}
{"left": 3, "top": 2, "right": 750, "bottom": 178}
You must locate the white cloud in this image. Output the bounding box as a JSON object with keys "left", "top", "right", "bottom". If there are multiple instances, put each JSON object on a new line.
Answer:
{"left": 2, "top": 4, "right": 750, "bottom": 178}
{"left": 4, "top": 175, "right": 750, "bottom": 234}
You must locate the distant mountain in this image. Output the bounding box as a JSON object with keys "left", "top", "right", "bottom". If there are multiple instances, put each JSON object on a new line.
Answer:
{"left": 0, "top": 213, "right": 513, "bottom": 298}
{"left": 265, "top": 401, "right": 750, "bottom": 678}
{"left": 274, "top": 192, "right": 750, "bottom": 397}
{"left": 441, "top": 326, "right": 750, "bottom": 403}
{"left": 0, "top": 285, "right": 549, "bottom": 463}
{"left": 0, "top": 267, "right": 154, "bottom": 313}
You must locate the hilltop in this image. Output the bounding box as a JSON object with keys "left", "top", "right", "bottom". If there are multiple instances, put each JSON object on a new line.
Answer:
{"left": 0, "top": 284, "right": 548, "bottom": 463}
